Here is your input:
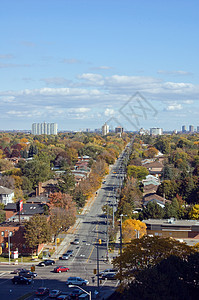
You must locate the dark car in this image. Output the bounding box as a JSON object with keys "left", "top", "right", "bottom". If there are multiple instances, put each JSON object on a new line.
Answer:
{"left": 70, "top": 288, "right": 83, "bottom": 299}
{"left": 54, "top": 266, "right": 70, "bottom": 273}
{"left": 19, "top": 270, "right": 37, "bottom": 278}
{"left": 71, "top": 238, "right": 79, "bottom": 245}
{"left": 35, "top": 287, "right": 49, "bottom": 296}
{"left": 101, "top": 273, "right": 117, "bottom": 280}
{"left": 37, "top": 259, "right": 55, "bottom": 266}
{"left": 49, "top": 289, "right": 61, "bottom": 298}
{"left": 12, "top": 268, "right": 27, "bottom": 274}
{"left": 12, "top": 276, "right": 32, "bottom": 285}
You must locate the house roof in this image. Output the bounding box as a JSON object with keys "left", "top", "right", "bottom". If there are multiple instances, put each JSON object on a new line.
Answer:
{"left": 5, "top": 203, "right": 45, "bottom": 215}
{"left": 143, "top": 193, "right": 166, "bottom": 202}
{"left": 144, "top": 161, "right": 164, "bottom": 169}
{"left": 0, "top": 186, "right": 14, "bottom": 195}
{"left": 143, "top": 184, "right": 158, "bottom": 192}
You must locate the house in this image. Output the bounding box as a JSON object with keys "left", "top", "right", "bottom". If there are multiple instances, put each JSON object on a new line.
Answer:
{"left": 143, "top": 193, "right": 170, "bottom": 208}
{"left": 4, "top": 203, "right": 46, "bottom": 222}
{"left": 0, "top": 222, "right": 44, "bottom": 255}
{"left": 0, "top": 186, "right": 14, "bottom": 205}
{"left": 143, "top": 184, "right": 158, "bottom": 196}
{"left": 143, "top": 161, "right": 164, "bottom": 176}
{"left": 143, "top": 219, "right": 199, "bottom": 241}
{"left": 36, "top": 179, "right": 58, "bottom": 196}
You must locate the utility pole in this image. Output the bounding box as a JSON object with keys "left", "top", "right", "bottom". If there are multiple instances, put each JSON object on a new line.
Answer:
{"left": 97, "top": 243, "right": 99, "bottom": 289}
{"left": 106, "top": 203, "right": 109, "bottom": 261}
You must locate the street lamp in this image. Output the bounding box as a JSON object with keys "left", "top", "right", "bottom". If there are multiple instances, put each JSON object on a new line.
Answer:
{"left": 68, "top": 285, "right": 91, "bottom": 300}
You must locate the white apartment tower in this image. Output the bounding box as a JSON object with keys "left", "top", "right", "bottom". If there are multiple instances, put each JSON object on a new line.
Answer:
{"left": 32, "top": 122, "right": 58, "bottom": 135}
{"left": 150, "top": 128, "right": 163, "bottom": 136}
{"left": 102, "top": 123, "right": 109, "bottom": 136}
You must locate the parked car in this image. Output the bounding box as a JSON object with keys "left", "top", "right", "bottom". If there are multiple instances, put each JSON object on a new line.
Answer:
{"left": 35, "top": 287, "right": 49, "bottom": 296}
{"left": 37, "top": 259, "right": 55, "bottom": 266}
{"left": 12, "top": 276, "right": 32, "bottom": 285}
{"left": 12, "top": 268, "right": 27, "bottom": 274}
{"left": 101, "top": 273, "right": 117, "bottom": 280}
{"left": 49, "top": 289, "right": 61, "bottom": 298}
{"left": 66, "top": 276, "right": 89, "bottom": 286}
{"left": 19, "top": 270, "right": 37, "bottom": 278}
{"left": 70, "top": 288, "right": 83, "bottom": 299}
{"left": 54, "top": 266, "right": 70, "bottom": 273}
{"left": 71, "top": 238, "right": 79, "bottom": 245}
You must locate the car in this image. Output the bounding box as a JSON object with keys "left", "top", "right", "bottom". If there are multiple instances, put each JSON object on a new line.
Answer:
{"left": 66, "top": 276, "right": 89, "bottom": 286}
{"left": 37, "top": 259, "right": 55, "bottom": 266}
{"left": 12, "top": 276, "right": 32, "bottom": 285}
{"left": 56, "top": 294, "right": 69, "bottom": 300}
{"left": 71, "top": 238, "right": 79, "bottom": 245}
{"left": 49, "top": 289, "right": 61, "bottom": 298}
{"left": 19, "top": 270, "right": 37, "bottom": 278}
{"left": 12, "top": 268, "right": 27, "bottom": 274}
{"left": 101, "top": 273, "right": 117, "bottom": 280}
{"left": 99, "top": 268, "right": 117, "bottom": 276}
{"left": 66, "top": 249, "right": 73, "bottom": 255}
{"left": 70, "top": 288, "right": 83, "bottom": 299}
{"left": 35, "top": 287, "right": 49, "bottom": 296}
{"left": 59, "top": 253, "right": 70, "bottom": 260}
{"left": 54, "top": 266, "right": 70, "bottom": 273}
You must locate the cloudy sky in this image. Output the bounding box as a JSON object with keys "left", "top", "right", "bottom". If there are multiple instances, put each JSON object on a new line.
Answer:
{"left": 0, "top": 0, "right": 198, "bottom": 132}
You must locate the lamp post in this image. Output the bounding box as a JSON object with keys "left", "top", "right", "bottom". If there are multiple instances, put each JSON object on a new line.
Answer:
{"left": 68, "top": 285, "right": 91, "bottom": 300}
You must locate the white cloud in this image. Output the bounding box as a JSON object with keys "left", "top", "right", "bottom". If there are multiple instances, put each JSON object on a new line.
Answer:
{"left": 41, "top": 77, "right": 72, "bottom": 86}
{"left": 62, "top": 58, "right": 81, "bottom": 64}
{"left": 157, "top": 70, "right": 192, "bottom": 76}
{"left": 183, "top": 100, "right": 194, "bottom": 104}
{"left": 104, "top": 108, "right": 115, "bottom": 116}
{"left": 166, "top": 103, "right": 183, "bottom": 111}
{"left": 67, "top": 108, "right": 91, "bottom": 113}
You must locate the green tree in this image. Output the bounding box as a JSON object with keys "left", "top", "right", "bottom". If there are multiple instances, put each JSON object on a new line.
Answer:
{"left": 127, "top": 165, "right": 149, "bottom": 180}
{"left": 58, "top": 171, "right": 75, "bottom": 194}
{"left": 141, "top": 202, "right": 165, "bottom": 219}
{"left": 24, "top": 214, "right": 51, "bottom": 255}
{"left": 189, "top": 204, "right": 199, "bottom": 220}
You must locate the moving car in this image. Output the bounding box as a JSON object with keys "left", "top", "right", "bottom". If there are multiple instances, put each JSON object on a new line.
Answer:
{"left": 59, "top": 253, "right": 70, "bottom": 260}
{"left": 66, "top": 249, "right": 73, "bottom": 255}
{"left": 19, "top": 270, "right": 37, "bottom": 278}
{"left": 12, "top": 276, "right": 32, "bottom": 285}
{"left": 12, "top": 268, "right": 27, "bottom": 274}
{"left": 66, "top": 276, "right": 89, "bottom": 286}
{"left": 99, "top": 268, "right": 117, "bottom": 276}
{"left": 56, "top": 294, "right": 69, "bottom": 300}
{"left": 54, "top": 266, "right": 70, "bottom": 273}
{"left": 37, "top": 259, "right": 55, "bottom": 266}
{"left": 35, "top": 287, "right": 49, "bottom": 296}
{"left": 49, "top": 289, "right": 61, "bottom": 298}
{"left": 70, "top": 288, "right": 83, "bottom": 299}
{"left": 71, "top": 238, "right": 79, "bottom": 245}
{"left": 101, "top": 273, "right": 117, "bottom": 280}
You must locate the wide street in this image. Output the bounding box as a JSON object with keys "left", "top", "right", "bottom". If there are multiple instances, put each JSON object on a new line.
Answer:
{"left": 0, "top": 149, "right": 128, "bottom": 300}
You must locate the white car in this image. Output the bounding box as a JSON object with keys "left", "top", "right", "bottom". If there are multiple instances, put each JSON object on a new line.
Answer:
{"left": 66, "top": 276, "right": 89, "bottom": 286}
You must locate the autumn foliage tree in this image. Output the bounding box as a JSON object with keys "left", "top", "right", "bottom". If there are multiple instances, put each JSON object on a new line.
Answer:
{"left": 122, "top": 219, "right": 146, "bottom": 243}
{"left": 48, "top": 192, "right": 77, "bottom": 240}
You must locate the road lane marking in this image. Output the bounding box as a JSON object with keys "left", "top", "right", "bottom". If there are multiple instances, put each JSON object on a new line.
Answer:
{"left": 86, "top": 224, "right": 98, "bottom": 263}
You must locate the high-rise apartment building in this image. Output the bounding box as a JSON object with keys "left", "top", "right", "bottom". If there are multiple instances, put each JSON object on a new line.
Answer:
{"left": 102, "top": 123, "right": 109, "bottom": 136}
{"left": 32, "top": 122, "right": 58, "bottom": 135}
{"left": 150, "top": 128, "right": 163, "bottom": 136}
{"left": 189, "top": 125, "right": 194, "bottom": 133}
{"left": 115, "top": 126, "right": 124, "bottom": 134}
{"left": 182, "top": 125, "right": 186, "bottom": 133}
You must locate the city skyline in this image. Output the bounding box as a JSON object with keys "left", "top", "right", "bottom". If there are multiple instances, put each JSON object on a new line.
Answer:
{"left": 0, "top": 0, "right": 198, "bottom": 131}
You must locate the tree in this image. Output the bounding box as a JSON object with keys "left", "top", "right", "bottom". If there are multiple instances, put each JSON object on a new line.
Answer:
{"left": 24, "top": 214, "right": 51, "bottom": 255}
{"left": 141, "top": 202, "right": 165, "bottom": 219}
{"left": 0, "top": 159, "right": 13, "bottom": 171}
{"left": 122, "top": 219, "right": 146, "bottom": 243}
{"left": 0, "top": 175, "right": 15, "bottom": 189}
{"left": 49, "top": 207, "right": 76, "bottom": 242}
{"left": 58, "top": 171, "right": 75, "bottom": 194}
{"left": 143, "top": 147, "right": 159, "bottom": 158}
{"left": 189, "top": 204, "right": 199, "bottom": 220}
{"left": 113, "top": 236, "right": 196, "bottom": 286}
{"left": 127, "top": 165, "right": 149, "bottom": 180}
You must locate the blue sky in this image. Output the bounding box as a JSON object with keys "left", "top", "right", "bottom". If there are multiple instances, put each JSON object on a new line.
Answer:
{"left": 0, "top": 0, "right": 198, "bottom": 131}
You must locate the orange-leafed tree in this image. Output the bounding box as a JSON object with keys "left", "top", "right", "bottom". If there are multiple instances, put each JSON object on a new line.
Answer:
{"left": 122, "top": 219, "right": 146, "bottom": 243}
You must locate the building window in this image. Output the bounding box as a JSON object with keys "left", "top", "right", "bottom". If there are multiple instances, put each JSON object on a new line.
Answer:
{"left": 9, "top": 231, "right": 13, "bottom": 237}
{"left": 10, "top": 243, "right": 13, "bottom": 249}
{"left": 1, "top": 231, "right": 4, "bottom": 236}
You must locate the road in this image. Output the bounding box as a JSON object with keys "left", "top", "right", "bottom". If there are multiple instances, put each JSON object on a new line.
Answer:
{"left": 0, "top": 149, "right": 128, "bottom": 300}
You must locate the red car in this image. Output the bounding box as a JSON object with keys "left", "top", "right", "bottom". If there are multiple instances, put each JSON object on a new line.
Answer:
{"left": 35, "top": 287, "right": 49, "bottom": 296}
{"left": 54, "top": 266, "right": 70, "bottom": 273}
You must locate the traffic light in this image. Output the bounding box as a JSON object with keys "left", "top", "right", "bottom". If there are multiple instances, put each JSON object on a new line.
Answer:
{"left": 6, "top": 242, "right": 8, "bottom": 248}
{"left": 93, "top": 269, "right": 97, "bottom": 274}
{"left": 98, "top": 239, "right": 102, "bottom": 245}
{"left": 0, "top": 246, "right": 2, "bottom": 255}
